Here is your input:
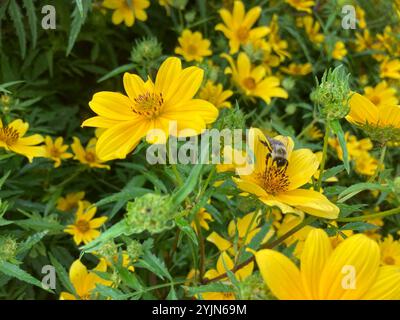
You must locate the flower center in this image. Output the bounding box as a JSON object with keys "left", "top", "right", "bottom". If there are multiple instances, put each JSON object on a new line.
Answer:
{"left": 222, "top": 292, "right": 235, "bottom": 299}
{"left": 384, "top": 256, "right": 395, "bottom": 265}
{"left": 243, "top": 77, "right": 257, "bottom": 90}
{"left": 0, "top": 126, "right": 19, "bottom": 146}
{"left": 187, "top": 44, "right": 198, "bottom": 55}
{"left": 236, "top": 27, "right": 249, "bottom": 42}
{"left": 76, "top": 219, "right": 90, "bottom": 233}
{"left": 132, "top": 92, "right": 164, "bottom": 118}
{"left": 50, "top": 147, "right": 61, "bottom": 157}
{"left": 85, "top": 151, "right": 96, "bottom": 163}
{"left": 369, "top": 95, "right": 381, "bottom": 106}
{"left": 258, "top": 161, "right": 290, "bottom": 195}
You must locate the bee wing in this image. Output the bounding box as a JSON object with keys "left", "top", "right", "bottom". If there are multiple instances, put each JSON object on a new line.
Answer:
{"left": 274, "top": 135, "right": 294, "bottom": 156}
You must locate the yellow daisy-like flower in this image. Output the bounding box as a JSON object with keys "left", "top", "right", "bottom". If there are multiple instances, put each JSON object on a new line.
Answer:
{"left": 297, "top": 16, "right": 324, "bottom": 45}
{"left": 191, "top": 207, "right": 214, "bottom": 234}
{"left": 71, "top": 137, "right": 110, "bottom": 169}
{"left": 332, "top": 41, "right": 347, "bottom": 61}
{"left": 280, "top": 63, "right": 312, "bottom": 76}
{"left": 174, "top": 29, "right": 212, "bottom": 62}
{"left": 234, "top": 128, "right": 339, "bottom": 219}
{"left": 60, "top": 259, "right": 112, "bottom": 300}
{"left": 57, "top": 191, "right": 90, "bottom": 212}
{"left": 354, "top": 152, "right": 379, "bottom": 176}
{"left": 215, "top": 1, "right": 270, "bottom": 54}
{"left": 103, "top": 253, "right": 135, "bottom": 272}
{"left": 202, "top": 251, "right": 253, "bottom": 299}
{"left": 380, "top": 59, "right": 400, "bottom": 79}
{"left": 256, "top": 228, "right": 400, "bottom": 299}
{"left": 364, "top": 81, "right": 398, "bottom": 108}
{"left": 0, "top": 119, "right": 45, "bottom": 162}
{"left": 356, "top": 5, "right": 367, "bottom": 29}
{"left": 285, "top": 0, "right": 315, "bottom": 13}
{"left": 82, "top": 57, "right": 218, "bottom": 161}
{"left": 379, "top": 235, "right": 400, "bottom": 266}
{"left": 354, "top": 29, "right": 375, "bottom": 53}
{"left": 198, "top": 80, "right": 233, "bottom": 109}
{"left": 346, "top": 92, "right": 400, "bottom": 143}
{"left": 329, "top": 132, "right": 373, "bottom": 161}
{"left": 102, "top": 0, "right": 149, "bottom": 27}
{"left": 64, "top": 201, "right": 107, "bottom": 245}
{"left": 305, "top": 124, "right": 323, "bottom": 140}
{"left": 43, "top": 136, "right": 73, "bottom": 168}
{"left": 222, "top": 52, "right": 288, "bottom": 105}
{"left": 207, "top": 210, "right": 274, "bottom": 256}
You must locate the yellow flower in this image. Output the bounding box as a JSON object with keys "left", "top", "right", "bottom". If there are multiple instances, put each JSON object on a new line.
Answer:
{"left": 285, "top": 0, "right": 315, "bottom": 13}
{"left": 346, "top": 92, "right": 400, "bottom": 142}
{"left": 103, "top": 253, "right": 135, "bottom": 272}
{"left": 71, "top": 137, "right": 110, "bottom": 169}
{"left": 202, "top": 251, "right": 253, "bottom": 299}
{"left": 191, "top": 207, "right": 214, "bottom": 234}
{"left": 305, "top": 124, "right": 323, "bottom": 140}
{"left": 198, "top": 81, "right": 233, "bottom": 109}
{"left": 207, "top": 210, "right": 274, "bottom": 255}
{"left": 356, "top": 5, "right": 367, "bottom": 29}
{"left": 64, "top": 201, "right": 107, "bottom": 245}
{"left": 174, "top": 29, "right": 212, "bottom": 62}
{"left": 60, "top": 259, "right": 112, "bottom": 300}
{"left": 256, "top": 228, "right": 400, "bottom": 299}
{"left": 102, "top": 0, "right": 149, "bottom": 27}
{"left": 364, "top": 81, "right": 398, "bottom": 108}
{"left": 222, "top": 52, "right": 288, "bottom": 105}
{"left": 280, "top": 63, "right": 312, "bottom": 76}
{"left": 379, "top": 235, "right": 400, "bottom": 266}
{"left": 82, "top": 57, "right": 218, "bottom": 161}
{"left": 43, "top": 136, "right": 73, "bottom": 168}
{"left": 354, "top": 29, "right": 375, "bottom": 52}
{"left": 297, "top": 16, "right": 324, "bottom": 45}
{"left": 354, "top": 152, "right": 379, "bottom": 176}
{"left": 0, "top": 119, "right": 45, "bottom": 162}
{"left": 329, "top": 132, "right": 372, "bottom": 161}
{"left": 332, "top": 41, "right": 347, "bottom": 61}
{"left": 380, "top": 59, "right": 400, "bottom": 79}
{"left": 234, "top": 128, "right": 339, "bottom": 219}
{"left": 215, "top": 1, "right": 270, "bottom": 54}
{"left": 276, "top": 213, "right": 315, "bottom": 258}
{"left": 57, "top": 191, "right": 90, "bottom": 212}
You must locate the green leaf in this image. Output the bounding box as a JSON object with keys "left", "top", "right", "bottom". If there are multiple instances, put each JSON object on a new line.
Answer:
{"left": 0, "top": 170, "right": 10, "bottom": 189}
{"left": 22, "top": 0, "right": 37, "bottom": 48}
{"left": 0, "top": 260, "right": 50, "bottom": 292}
{"left": 93, "top": 284, "right": 130, "bottom": 300}
{"left": 48, "top": 253, "right": 76, "bottom": 296}
{"left": 115, "top": 265, "right": 143, "bottom": 291}
{"left": 330, "top": 120, "right": 350, "bottom": 173}
{"left": 184, "top": 282, "right": 233, "bottom": 296}
{"left": 97, "top": 63, "right": 135, "bottom": 83}
{"left": 17, "top": 231, "right": 48, "bottom": 255}
{"left": 338, "top": 182, "right": 391, "bottom": 200}
{"left": 340, "top": 222, "right": 379, "bottom": 232}
{"left": 66, "top": 0, "right": 90, "bottom": 56}
{"left": 322, "top": 164, "right": 344, "bottom": 181}
{"left": 238, "top": 220, "right": 271, "bottom": 264}
{"left": 175, "top": 216, "right": 198, "bottom": 247}
{"left": 135, "top": 251, "right": 171, "bottom": 281}
{"left": 8, "top": 0, "right": 26, "bottom": 58}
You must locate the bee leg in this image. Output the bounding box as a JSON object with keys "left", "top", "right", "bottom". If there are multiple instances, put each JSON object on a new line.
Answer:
{"left": 282, "top": 159, "right": 289, "bottom": 170}
{"left": 259, "top": 139, "right": 272, "bottom": 153}
{"left": 265, "top": 153, "right": 272, "bottom": 167}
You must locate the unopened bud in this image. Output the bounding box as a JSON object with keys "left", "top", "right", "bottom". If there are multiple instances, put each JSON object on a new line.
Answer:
{"left": 0, "top": 236, "right": 17, "bottom": 262}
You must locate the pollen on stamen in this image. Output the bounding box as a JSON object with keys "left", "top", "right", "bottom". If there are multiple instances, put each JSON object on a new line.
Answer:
{"left": 0, "top": 126, "right": 20, "bottom": 146}
{"left": 132, "top": 92, "right": 164, "bottom": 118}
{"left": 258, "top": 159, "right": 290, "bottom": 195}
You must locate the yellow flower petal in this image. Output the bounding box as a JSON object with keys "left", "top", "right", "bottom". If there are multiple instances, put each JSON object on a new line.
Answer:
{"left": 362, "top": 266, "right": 400, "bottom": 300}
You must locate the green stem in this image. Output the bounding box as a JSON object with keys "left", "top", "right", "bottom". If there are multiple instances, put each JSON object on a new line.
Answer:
{"left": 337, "top": 206, "right": 400, "bottom": 222}
{"left": 171, "top": 164, "right": 183, "bottom": 187}
{"left": 195, "top": 216, "right": 206, "bottom": 281}
{"left": 315, "top": 121, "right": 330, "bottom": 192}
{"left": 368, "top": 144, "right": 387, "bottom": 183}
{"left": 296, "top": 119, "right": 317, "bottom": 139}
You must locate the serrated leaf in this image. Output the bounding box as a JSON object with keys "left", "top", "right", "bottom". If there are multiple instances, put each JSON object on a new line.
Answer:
{"left": 17, "top": 230, "right": 48, "bottom": 255}
{"left": 22, "top": 0, "right": 37, "bottom": 48}
{"left": 0, "top": 260, "right": 50, "bottom": 292}
{"left": 66, "top": 0, "right": 90, "bottom": 56}
{"left": 135, "top": 251, "right": 171, "bottom": 281}
{"left": 175, "top": 216, "right": 198, "bottom": 246}
{"left": 48, "top": 253, "right": 76, "bottom": 296}
{"left": 8, "top": 0, "right": 26, "bottom": 58}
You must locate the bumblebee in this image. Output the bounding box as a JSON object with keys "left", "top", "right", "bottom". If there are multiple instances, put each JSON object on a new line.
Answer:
{"left": 260, "top": 136, "right": 289, "bottom": 169}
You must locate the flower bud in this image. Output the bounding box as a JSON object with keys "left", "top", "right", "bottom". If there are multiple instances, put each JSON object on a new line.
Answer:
{"left": 240, "top": 272, "right": 274, "bottom": 300}
{"left": 125, "top": 193, "right": 175, "bottom": 234}
{"left": 130, "top": 37, "right": 162, "bottom": 71}
{"left": 97, "top": 241, "right": 118, "bottom": 262}
{"left": 214, "top": 105, "right": 246, "bottom": 131}
{"left": 394, "top": 176, "right": 400, "bottom": 195}
{"left": 0, "top": 235, "right": 17, "bottom": 262}
{"left": 126, "top": 240, "right": 143, "bottom": 261}
{"left": 311, "top": 65, "right": 351, "bottom": 120}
